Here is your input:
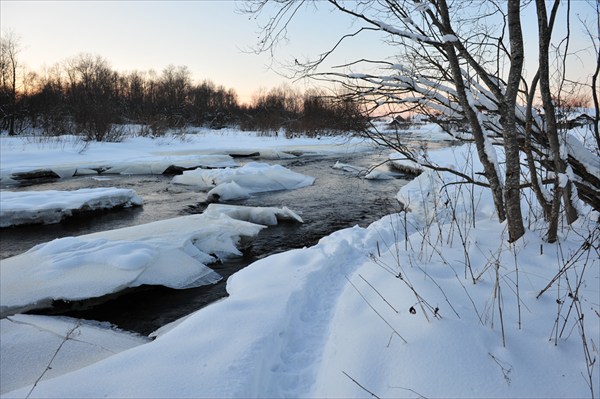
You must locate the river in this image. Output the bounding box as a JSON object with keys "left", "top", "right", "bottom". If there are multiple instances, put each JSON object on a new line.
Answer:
{"left": 1, "top": 149, "right": 413, "bottom": 334}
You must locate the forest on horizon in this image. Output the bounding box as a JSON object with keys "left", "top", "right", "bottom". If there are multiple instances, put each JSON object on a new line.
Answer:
{"left": 0, "top": 49, "right": 368, "bottom": 140}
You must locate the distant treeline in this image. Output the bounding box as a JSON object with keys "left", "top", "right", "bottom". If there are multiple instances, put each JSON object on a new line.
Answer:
{"left": 0, "top": 54, "right": 367, "bottom": 140}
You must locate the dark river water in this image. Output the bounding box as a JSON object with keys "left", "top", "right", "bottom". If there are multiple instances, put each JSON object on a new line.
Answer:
{"left": 1, "top": 150, "right": 413, "bottom": 335}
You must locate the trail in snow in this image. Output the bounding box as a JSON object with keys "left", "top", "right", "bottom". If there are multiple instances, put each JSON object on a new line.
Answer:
{"left": 3, "top": 225, "right": 373, "bottom": 398}
{"left": 249, "top": 228, "right": 368, "bottom": 397}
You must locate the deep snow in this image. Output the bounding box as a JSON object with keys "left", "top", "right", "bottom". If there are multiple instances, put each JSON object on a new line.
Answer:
{"left": 0, "top": 129, "right": 373, "bottom": 185}
{"left": 0, "top": 128, "right": 598, "bottom": 398}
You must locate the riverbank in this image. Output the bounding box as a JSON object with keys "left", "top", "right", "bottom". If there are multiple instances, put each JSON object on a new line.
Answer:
{"left": 1, "top": 128, "right": 597, "bottom": 398}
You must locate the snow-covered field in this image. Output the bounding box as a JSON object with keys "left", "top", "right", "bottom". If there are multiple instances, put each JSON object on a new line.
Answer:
{"left": 0, "top": 128, "right": 598, "bottom": 398}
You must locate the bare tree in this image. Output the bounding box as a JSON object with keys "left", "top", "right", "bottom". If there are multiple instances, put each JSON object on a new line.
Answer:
{"left": 580, "top": 1, "right": 600, "bottom": 150}
{"left": 0, "top": 29, "right": 21, "bottom": 135}
{"left": 64, "top": 54, "right": 121, "bottom": 140}
{"left": 534, "top": 0, "right": 577, "bottom": 242}
{"left": 244, "top": 0, "right": 600, "bottom": 242}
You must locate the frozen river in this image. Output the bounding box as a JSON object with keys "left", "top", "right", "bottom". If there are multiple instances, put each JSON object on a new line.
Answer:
{"left": 1, "top": 150, "right": 412, "bottom": 334}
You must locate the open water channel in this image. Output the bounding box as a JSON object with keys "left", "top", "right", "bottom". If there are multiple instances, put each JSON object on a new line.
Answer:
{"left": 1, "top": 149, "right": 414, "bottom": 335}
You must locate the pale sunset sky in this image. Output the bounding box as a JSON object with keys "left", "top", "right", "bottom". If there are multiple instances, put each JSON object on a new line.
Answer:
{"left": 1, "top": 0, "right": 597, "bottom": 104}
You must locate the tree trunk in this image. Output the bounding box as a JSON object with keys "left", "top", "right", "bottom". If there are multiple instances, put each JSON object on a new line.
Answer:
{"left": 438, "top": 0, "right": 507, "bottom": 223}
{"left": 592, "top": 5, "right": 600, "bottom": 150}
{"left": 524, "top": 72, "right": 553, "bottom": 218}
{"left": 502, "top": 0, "right": 526, "bottom": 242}
{"left": 8, "top": 49, "right": 17, "bottom": 136}
{"left": 535, "top": 0, "right": 578, "bottom": 243}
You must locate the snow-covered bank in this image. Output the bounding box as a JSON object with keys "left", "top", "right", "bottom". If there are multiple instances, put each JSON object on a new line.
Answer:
{"left": 0, "top": 205, "right": 303, "bottom": 317}
{"left": 3, "top": 142, "right": 597, "bottom": 398}
{"left": 0, "top": 130, "right": 370, "bottom": 184}
{"left": 1, "top": 129, "right": 597, "bottom": 398}
{"left": 0, "top": 188, "right": 143, "bottom": 227}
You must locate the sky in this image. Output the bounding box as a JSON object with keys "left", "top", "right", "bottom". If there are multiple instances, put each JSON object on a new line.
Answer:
{"left": 0, "top": 0, "right": 379, "bottom": 104}
{"left": 1, "top": 0, "right": 597, "bottom": 105}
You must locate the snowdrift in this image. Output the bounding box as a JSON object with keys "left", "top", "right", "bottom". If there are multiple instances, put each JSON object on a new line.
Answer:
{"left": 4, "top": 154, "right": 598, "bottom": 397}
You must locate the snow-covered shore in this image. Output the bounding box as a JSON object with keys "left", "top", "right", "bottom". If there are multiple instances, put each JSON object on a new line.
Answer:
{"left": 0, "top": 129, "right": 372, "bottom": 185}
{"left": 0, "top": 128, "right": 598, "bottom": 398}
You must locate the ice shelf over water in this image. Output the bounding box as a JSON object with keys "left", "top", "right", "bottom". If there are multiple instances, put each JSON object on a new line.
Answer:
{"left": 0, "top": 204, "right": 304, "bottom": 317}
{"left": 0, "top": 188, "right": 143, "bottom": 227}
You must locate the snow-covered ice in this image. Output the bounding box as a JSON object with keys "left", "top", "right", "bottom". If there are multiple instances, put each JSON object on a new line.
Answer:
{"left": 0, "top": 204, "right": 304, "bottom": 317}
{"left": 0, "top": 188, "right": 143, "bottom": 227}
{"left": 173, "top": 162, "right": 315, "bottom": 201}
{"left": 1, "top": 314, "right": 148, "bottom": 395}
{"left": 388, "top": 153, "right": 425, "bottom": 174}
{"left": 332, "top": 161, "right": 394, "bottom": 179}
{"left": 205, "top": 203, "right": 303, "bottom": 225}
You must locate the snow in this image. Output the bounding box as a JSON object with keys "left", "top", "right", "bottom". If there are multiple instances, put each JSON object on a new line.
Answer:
{"left": 1, "top": 314, "right": 148, "bottom": 395}
{"left": 1, "top": 128, "right": 598, "bottom": 398}
{"left": 377, "top": 121, "right": 456, "bottom": 141}
{"left": 205, "top": 204, "right": 303, "bottom": 225}
{"left": 441, "top": 33, "right": 458, "bottom": 42}
{"left": 5, "top": 199, "right": 596, "bottom": 398}
{"left": 566, "top": 134, "right": 600, "bottom": 180}
{"left": 0, "top": 188, "right": 143, "bottom": 227}
{"left": 557, "top": 172, "right": 569, "bottom": 188}
{"left": 388, "top": 154, "right": 425, "bottom": 174}
{"left": 207, "top": 181, "right": 251, "bottom": 201}
{"left": 0, "top": 204, "right": 304, "bottom": 317}
{"left": 0, "top": 129, "right": 371, "bottom": 184}
{"left": 373, "top": 20, "right": 433, "bottom": 43}
{"left": 173, "top": 162, "right": 316, "bottom": 201}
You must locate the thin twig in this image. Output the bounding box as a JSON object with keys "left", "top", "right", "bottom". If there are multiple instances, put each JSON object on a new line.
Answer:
{"left": 345, "top": 275, "right": 407, "bottom": 344}
{"left": 342, "top": 371, "right": 381, "bottom": 398}
{"left": 26, "top": 321, "right": 81, "bottom": 399}
{"left": 359, "top": 274, "right": 399, "bottom": 313}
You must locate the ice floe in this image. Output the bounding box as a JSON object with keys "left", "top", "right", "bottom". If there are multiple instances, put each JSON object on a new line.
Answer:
{"left": 332, "top": 161, "right": 394, "bottom": 180}
{"left": 173, "top": 162, "right": 315, "bottom": 201}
